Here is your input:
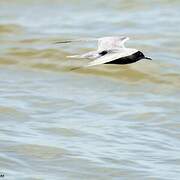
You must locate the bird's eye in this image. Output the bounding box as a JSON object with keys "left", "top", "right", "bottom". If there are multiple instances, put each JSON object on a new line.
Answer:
{"left": 138, "top": 51, "right": 144, "bottom": 56}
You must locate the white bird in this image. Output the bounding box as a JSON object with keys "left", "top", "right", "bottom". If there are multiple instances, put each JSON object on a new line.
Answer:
{"left": 55, "top": 36, "right": 151, "bottom": 67}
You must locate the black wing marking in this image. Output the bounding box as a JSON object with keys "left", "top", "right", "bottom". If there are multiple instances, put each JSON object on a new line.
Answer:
{"left": 99, "top": 50, "right": 108, "bottom": 56}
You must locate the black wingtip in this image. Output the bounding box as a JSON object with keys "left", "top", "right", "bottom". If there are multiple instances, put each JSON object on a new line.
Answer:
{"left": 69, "top": 67, "right": 82, "bottom": 71}
{"left": 54, "top": 41, "right": 72, "bottom": 44}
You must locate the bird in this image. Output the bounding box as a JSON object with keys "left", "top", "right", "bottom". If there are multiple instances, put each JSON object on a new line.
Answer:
{"left": 55, "top": 36, "right": 152, "bottom": 68}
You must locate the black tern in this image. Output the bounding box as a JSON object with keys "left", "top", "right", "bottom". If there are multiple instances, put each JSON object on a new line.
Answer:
{"left": 55, "top": 36, "right": 152, "bottom": 67}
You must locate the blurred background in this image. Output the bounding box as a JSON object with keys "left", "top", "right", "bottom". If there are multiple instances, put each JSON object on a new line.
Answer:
{"left": 0, "top": 0, "right": 180, "bottom": 179}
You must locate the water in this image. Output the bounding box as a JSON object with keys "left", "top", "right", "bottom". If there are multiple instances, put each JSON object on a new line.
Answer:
{"left": 0, "top": 0, "right": 180, "bottom": 179}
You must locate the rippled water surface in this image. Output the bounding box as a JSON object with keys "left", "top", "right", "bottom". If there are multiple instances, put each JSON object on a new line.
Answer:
{"left": 0, "top": 0, "right": 180, "bottom": 179}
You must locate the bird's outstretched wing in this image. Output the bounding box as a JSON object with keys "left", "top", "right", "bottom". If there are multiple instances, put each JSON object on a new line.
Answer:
{"left": 54, "top": 38, "right": 98, "bottom": 44}
{"left": 67, "top": 51, "right": 101, "bottom": 59}
{"left": 55, "top": 36, "right": 130, "bottom": 63}
{"left": 97, "top": 36, "right": 129, "bottom": 51}
{"left": 86, "top": 48, "right": 137, "bottom": 67}
{"left": 55, "top": 36, "right": 129, "bottom": 50}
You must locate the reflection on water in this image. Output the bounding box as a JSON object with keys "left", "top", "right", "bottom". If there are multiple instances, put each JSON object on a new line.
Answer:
{"left": 0, "top": 0, "right": 180, "bottom": 179}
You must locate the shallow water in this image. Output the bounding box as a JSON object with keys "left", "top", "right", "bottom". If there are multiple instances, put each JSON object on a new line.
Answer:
{"left": 0, "top": 0, "right": 180, "bottom": 179}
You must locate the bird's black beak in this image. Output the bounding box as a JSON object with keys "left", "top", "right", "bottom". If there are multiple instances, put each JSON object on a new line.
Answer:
{"left": 145, "top": 57, "right": 152, "bottom": 60}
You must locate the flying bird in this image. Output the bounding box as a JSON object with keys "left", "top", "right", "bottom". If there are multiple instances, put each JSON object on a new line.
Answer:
{"left": 55, "top": 36, "right": 151, "bottom": 68}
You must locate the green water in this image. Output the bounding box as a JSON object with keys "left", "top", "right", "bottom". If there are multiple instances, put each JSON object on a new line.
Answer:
{"left": 0, "top": 0, "right": 180, "bottom": 179}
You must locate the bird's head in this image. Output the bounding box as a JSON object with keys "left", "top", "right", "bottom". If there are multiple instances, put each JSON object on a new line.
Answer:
{"left": 135, "top": 51, "right": 152, "bottom": 61}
